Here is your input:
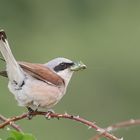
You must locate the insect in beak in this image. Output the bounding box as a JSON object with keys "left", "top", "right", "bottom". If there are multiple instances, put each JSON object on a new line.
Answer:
{"left": 70, "top": 61, "right": 87, "bottom": 71}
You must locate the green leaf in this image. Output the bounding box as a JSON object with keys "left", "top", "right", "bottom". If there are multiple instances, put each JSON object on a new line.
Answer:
{"left": 22, "top": 134, "right": 36, "bottom": 140}
{"left": 6, "top": 137, "right": 16, "bottom": 140}
{"left": 8, "top": 130, "right": 36, "bottom": 140}
{"left": 10, "top": 130, "right": 23, "bottom": 140}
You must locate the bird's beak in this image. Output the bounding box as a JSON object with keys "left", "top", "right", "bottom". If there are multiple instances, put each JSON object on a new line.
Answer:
{"left": 70, "top": 61, "right": 87, "bottom": 71}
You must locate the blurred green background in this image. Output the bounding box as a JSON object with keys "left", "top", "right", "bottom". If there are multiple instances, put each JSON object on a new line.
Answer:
{"left": 0, "top": 0, "right": 140, "bottom": 140}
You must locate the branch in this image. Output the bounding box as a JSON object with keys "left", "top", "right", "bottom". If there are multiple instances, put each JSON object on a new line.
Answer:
{"left": 92, "top": 119, "right": 140, "bottom": 140}
{"left": 0, "top": 114, "right": 22, "bottom": 132}
{"left": 0, "top": 112, "right": 120, "bottom": 140}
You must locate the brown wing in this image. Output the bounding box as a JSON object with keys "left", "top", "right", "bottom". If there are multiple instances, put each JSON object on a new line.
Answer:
{"left": 0, "top": 61, "right": 64, "bottom": 86}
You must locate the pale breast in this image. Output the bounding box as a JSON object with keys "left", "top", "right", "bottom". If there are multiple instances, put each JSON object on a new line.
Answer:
{"left": 8, "top": 76, "right": 66, "bottom": 110}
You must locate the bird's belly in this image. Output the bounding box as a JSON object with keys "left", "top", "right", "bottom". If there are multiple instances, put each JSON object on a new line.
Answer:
{"left": 8, "top": 78, "right": 65, "bottom": 110}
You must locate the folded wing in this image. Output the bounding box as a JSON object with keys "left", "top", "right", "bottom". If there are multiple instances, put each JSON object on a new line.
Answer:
{"left": 0, "top": 61, "right": 64, "bottom": 86}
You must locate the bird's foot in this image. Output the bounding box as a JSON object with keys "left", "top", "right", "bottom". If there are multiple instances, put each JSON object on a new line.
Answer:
{"left": 45, "top": 109, "right": 55, "bottom": 120}
{"left": 27, "top": 107, "right": 37, "bottom": 120}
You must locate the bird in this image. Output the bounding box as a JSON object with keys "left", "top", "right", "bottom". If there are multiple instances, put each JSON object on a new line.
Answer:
{"left": 0, "top": 30, "right": 86, "bottom": 112}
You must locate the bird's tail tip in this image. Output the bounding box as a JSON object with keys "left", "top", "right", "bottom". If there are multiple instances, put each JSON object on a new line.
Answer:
{"left": 0, "top": 30, "right": 7, "bottom": 42}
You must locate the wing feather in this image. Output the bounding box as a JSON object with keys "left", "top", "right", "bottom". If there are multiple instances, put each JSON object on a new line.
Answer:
{"left": 0, "top": 61, "right": 64, "bottom": 86}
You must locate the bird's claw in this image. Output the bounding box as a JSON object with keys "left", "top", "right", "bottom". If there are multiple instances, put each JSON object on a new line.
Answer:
{"left": 27, "top": 113, "right": 33, "bottom": 120}
{"left": 27, "top": 107, "right": 36, "bottom": 120}
{"left": 45, "top": 109, "right": 55, "bottom": 120}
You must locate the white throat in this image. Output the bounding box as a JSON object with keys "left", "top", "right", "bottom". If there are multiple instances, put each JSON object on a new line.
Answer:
{"left": 57, "top": 69, "right": 74, "bottom": 87}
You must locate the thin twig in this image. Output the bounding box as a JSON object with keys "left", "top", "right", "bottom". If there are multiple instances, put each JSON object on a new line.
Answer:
{"left": 92, "top": 119, "right": 140, "bottom": 140}
{"left": 0, "top": 114, "right": 22, "bottom": 132}
{"left": 0, "top": 112, "right": 120, "bottom": 140}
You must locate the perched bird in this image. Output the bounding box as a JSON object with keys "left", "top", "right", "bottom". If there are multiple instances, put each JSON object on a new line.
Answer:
{"left": 0, "top": 30, "right": 86, "bottom": 112}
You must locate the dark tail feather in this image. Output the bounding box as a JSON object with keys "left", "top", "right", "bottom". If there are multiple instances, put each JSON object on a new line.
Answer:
{"left": 0, "top": 56, "right": 7, "bottom": 77}
{"left": 0, "top": 57, "right": 5, "bottom": 62}
{"left": 0, "top": 70, "right": 7, "bottom": 77}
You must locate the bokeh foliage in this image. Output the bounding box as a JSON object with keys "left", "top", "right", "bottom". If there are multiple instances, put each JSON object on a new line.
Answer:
{"left": 0, "top": 0, "right": 140, "bottom": 139}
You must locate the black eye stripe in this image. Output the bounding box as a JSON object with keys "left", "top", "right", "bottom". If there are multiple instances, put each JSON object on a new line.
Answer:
{"left": 54, "top": 62, "right": 74, "bottom": 72}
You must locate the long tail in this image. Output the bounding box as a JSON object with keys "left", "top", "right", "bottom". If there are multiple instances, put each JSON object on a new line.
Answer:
{"left": 0, "top": 30, "right": 25, "bottom": 85}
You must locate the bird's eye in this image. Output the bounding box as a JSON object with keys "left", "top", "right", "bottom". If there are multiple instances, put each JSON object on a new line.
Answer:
{"left": 54, "top": 62, "right": 74, "bottom": 72}
{"left": 60, "top": 63, "right": 67, "bottom": 67}
{"left": 59, "top": 63, "right": 68, "bottom": 69}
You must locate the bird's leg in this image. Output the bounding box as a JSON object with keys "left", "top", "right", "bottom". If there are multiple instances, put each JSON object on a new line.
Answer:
{"left": 27, "top": 107, "right": 36, "bottom": 120}
{"left": 45, "top": 109, "right": 55, "bottom": 120}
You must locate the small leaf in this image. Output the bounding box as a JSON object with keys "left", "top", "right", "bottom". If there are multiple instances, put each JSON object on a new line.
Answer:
{"left": 10, "top": 130, "right": 23, "bottom": 140}
{"left": 22, "top": 134, "right": 36, "bottom": 140}
{"left": 9, "top": 130, "right": 36, "bottom": 140}
{"left": 6, "top": 137, "right": 15, "bottom": 140}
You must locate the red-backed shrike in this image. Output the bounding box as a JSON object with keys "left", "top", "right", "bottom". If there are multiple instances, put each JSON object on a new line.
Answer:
{"left": 0, "top": 30, "right": 86, "bottom": 112}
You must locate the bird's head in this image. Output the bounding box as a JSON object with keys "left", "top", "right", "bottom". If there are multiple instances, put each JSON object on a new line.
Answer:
{"left": 46, "top": 57, "right": 86, "bottom": 86}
